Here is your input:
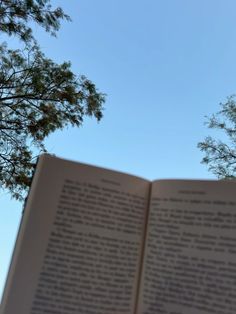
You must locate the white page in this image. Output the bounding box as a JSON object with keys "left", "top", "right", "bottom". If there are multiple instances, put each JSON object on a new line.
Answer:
{"left": 138, "top": 179, "right": 236, "bottom": 314}
{"left": 1, "top": 155, "right": 150, "bottom": 314}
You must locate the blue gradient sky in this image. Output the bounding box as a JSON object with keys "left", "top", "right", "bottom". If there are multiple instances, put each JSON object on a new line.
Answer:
{"left": 1, "top": 0, "right": 236, "bottom": 298}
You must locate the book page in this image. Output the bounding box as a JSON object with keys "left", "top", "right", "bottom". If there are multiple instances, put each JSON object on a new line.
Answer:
{"left": 1, "top": 155, "right": 150, "bottom": 314}
{"left": 137, "top": 179, "right": 236, "bottom": 314}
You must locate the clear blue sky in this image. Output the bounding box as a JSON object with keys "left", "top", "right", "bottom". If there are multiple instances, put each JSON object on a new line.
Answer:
{"left": 1, "top": 0, "right": 236, "bottom": 298}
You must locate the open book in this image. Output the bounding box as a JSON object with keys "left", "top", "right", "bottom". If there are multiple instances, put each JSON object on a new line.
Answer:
{"left": 1, "top": 154, "right": 236, "bottom": 314}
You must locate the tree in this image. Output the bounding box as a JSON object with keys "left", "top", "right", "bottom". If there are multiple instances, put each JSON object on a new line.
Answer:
{"left": 0, "top": 0, "right": 71, "bottom": 43}
{"left": 198, "top": 96, "right": 236, "bottom": 179}
{"left": 0, "top": 1, "right": 105, "bottom": 200}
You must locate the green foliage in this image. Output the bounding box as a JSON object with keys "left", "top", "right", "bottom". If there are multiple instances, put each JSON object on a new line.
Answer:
{"left": 0, "top": 1, "right": 105, "bottom": 200}
{"left": 0, "top": 0, "right": 70, "bottom": 43}
{"left": 198, "top": 96, "right": 236, "bottom": 179}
